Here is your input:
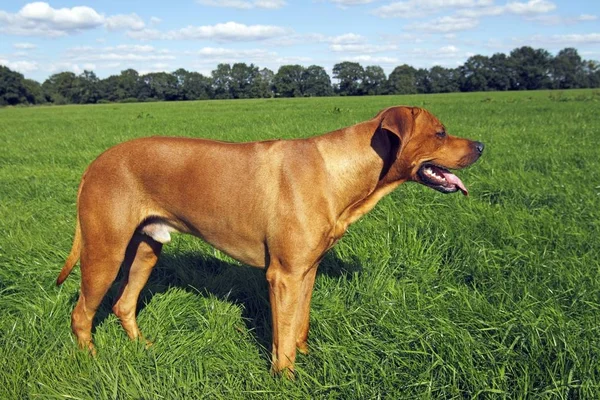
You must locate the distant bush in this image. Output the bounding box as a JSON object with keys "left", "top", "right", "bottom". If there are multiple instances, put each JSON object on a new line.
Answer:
{"left": 118, "top": 97, "right": 139, "bottom": 103}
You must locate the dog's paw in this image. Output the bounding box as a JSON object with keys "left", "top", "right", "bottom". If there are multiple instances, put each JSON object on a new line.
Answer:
{"left": 297, "top": 341, "right": 309, "bottom": 355}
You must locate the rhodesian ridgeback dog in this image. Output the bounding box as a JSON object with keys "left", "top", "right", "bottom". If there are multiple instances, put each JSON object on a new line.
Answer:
{"left": 57, "top": 106, "right": 483, "bottom": 376}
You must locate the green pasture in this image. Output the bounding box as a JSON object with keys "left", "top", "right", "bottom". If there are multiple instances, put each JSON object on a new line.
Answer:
{"left": 1, "top": 90, "right": 599, "bottom": 398}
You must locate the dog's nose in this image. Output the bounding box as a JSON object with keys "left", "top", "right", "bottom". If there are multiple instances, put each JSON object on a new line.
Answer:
{"left": 474, "top": 141, "right": 484, "bottom": 154}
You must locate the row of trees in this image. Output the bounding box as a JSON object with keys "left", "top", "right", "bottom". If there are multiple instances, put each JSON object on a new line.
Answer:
{"left": 2, "top": 46, "right": 599, "bottom": 106}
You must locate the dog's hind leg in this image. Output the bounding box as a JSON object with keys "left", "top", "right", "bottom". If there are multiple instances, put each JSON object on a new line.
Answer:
{"left": 71, "top": 233, "right": 131, "bottom": 354}
{"left": 112, "top": 233, "right": 162, "bottom": 344}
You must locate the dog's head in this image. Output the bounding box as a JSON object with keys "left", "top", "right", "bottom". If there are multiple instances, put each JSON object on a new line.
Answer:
{"left": 376, "top": 106, "right": 483, "bottom": 195}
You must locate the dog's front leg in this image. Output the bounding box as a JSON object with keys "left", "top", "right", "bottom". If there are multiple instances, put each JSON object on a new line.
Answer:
{"left": 266, "top": 263, "right": 308, "bottom": 378}
{"left": 295, "top": 266, "right": 318, "bottom": 355}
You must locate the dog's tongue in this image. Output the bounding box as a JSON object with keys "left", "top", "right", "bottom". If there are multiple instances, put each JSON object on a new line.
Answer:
{"left": 441, "top": 170, "right": 468, "bottom": 196}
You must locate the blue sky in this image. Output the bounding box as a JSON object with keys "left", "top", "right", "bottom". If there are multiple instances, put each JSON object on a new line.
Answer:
{"left": 1, "top": 0, "right": 599, "bottom": 82}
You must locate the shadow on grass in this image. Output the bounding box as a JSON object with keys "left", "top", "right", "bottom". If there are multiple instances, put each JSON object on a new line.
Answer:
{"left": 91, "top": 249, "right": 363, "bottom": 364}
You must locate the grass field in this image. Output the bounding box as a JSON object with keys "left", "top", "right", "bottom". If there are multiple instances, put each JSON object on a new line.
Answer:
{"left": 1, "top": 89, "right": 599, "bottom": 399}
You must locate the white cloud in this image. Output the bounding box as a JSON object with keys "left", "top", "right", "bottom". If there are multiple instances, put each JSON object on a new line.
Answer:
{"left": 105, "top": 13, "right": 145, "bottom": 31}
{"left": 344, "top": 55, "right": 399, "bottom": 63}
{"left": 372, "top": 0, "right": 493, "bottom": 18}
{"left": 19, "top": 2, "right": 103, "bottom": 29}
{"left": 0, "top": 58, "right": 39, "bottom": 73}
{"left": 407, "top": 15, "right": 479, "bottom": 32}
{"left": 529, "top": 33, "right": 600, "bottom": 45}
{"left": 13, "top": 42, "right": 37, "bottom": 50}
{"left": 411, "top": 45, "right": 461, "bottom": 58}
{"left": 526, "top": 13, "right": 598, "bottom": 25}
{"left": 274, "top": 56, "right": 312, "bottom": 64}
{"left": 457, "top": 0, "right": 555, "bottom": 18}
{"left": 0, "top": 2, "right": 152, "bottom": 37}
{"left": 150, "top": 16, "right": 162, "bottom": 25}
{"left": 330, "top": 33, "right": 366, "bottom": 44}
{"left": 48, "top": 62, "right": 84, "bottom": 74}
{"left": 196, "top": 47, "right": 273, "bottom": 58}
{"left": 505, "top": 0, "right": 555, "bottom": 15}
{"left": 197, "top": 0, "right": 286, "bottom": 9}
{"left": 330, "top": 43, "right": 397, "bottom": 53}
{"left": 128, "top": 22, "right": 289, "bottom": 42}
{"left": 64, "top": 44, "right": 176, "bottom": 64}
{"left": 327, "top": 0, "right": 378, "bottom": 8}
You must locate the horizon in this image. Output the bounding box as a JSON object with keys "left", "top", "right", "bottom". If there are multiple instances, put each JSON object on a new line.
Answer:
{"left": 1, "top": 0, "right": 599, "bottom": 82}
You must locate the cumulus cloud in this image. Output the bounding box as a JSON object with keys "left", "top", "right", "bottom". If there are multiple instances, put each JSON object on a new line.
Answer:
{"left": 64, "top": 44, "right": 176, "bottom": 64}
{"left": 48, "top": 62, "right": 95, "bottom": 75}
{"left": 406, "top": 15, "right": 480, "bottom": 32}
{"left": 0, "top": 2, "right": 149, "bottom": 37}
{"left": 194, "top": 47, "right": 275, "bottom": 61}
{"left": 128, "top": 22, "right": 289, "bottom": 42}
{"left": 411, "top": 45, "right": 461, "bottom": 58}
{"left": 330, "top": 43, "right": 397, "bottom": 53}
{"left": 372, "top": 0, "right": 493, "bottom": 19}
{"left": 326, "top": 0, "right": 378, "bottom": 8}
{"left": 105, "top": 13, "right": 145, "bottom": 31}
{"left": 13, "top": 42, "right": 37, "bottom": 49}
{"left": 19, "top": 2, "right": 104, "bottom": 29}
{"left": 0, "top": 58, "right": 39, "bottom": 73}
{"left": 505, "top": 0, "right": 555, "bottom": 14}
{"left": 529, "top": 33, "right": 600, "bottom": 45}
{"left": 393, "top": 0, "right": 556, "bottom": 34}
{"left": 330, "top": 33, "right": 366, "bottom": 44}
{"left": 344, "top": 55, "right": 399, "bottom": 64}
{"left": 197, "top": 0, "right": 286, "bottom": 9}
{"left": 457, "top": 0, "right": 555, "bottom": 17}
{"left": 526, "top": 13, "right": 598, "bottom": 25}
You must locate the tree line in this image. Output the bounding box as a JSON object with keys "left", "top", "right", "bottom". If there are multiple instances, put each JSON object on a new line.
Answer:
{"left": 1, "top": 46, "right": 599, "bottom": 106}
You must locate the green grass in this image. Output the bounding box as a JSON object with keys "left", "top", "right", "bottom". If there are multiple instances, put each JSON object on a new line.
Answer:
{"left": 1, "top": 90, "right": 599, "bottom": 399}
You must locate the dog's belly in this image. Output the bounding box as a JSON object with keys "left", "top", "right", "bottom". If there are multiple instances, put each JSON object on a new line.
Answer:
{"left": 140, "top": 221, "right": 267, "bottom": 268}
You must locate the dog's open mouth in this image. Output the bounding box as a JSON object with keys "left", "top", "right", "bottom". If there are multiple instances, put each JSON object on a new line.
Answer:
{"left": 417, "top": 164, "right": 468, "bottom": 196}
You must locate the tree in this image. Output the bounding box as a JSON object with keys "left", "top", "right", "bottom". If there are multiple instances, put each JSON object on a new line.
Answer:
{"left": 0, "top": 66, "right": 43, "bottom": 105}
{"left": 583, "top": 60, "right": 600, "bottom": 88}
{"left": 173, "top": 68, "right": 212, "bottom": 100}
{"left": 552, "top": 48, "right": 585, "bottom": 89}
{"left": 42, "top": 71, "right": 79, "bottom": 104}
{"left": 141, "top": 72, "right": 178, "bottom": 101}
{"left": 211, "top": 63, "right": 232, "bottom": 99}
{"left": 118, "top": 69, "right": 141, "bottom": 100}
{"left": 487, "top": 53, "right": 513, "bottom": 91}
{"left": 256, "top": 68, "right": 275, "bottom": 98}
{"left": 362, "top": 66, "right": 387, "bottom": 95}
{"left": 428, "top": 66, "right": 459, "bottom": 93}
{"left": 387, "top": 64, "right": 417, "bottom": 94}
{"left": 415, "top": 68, "right": 431, "bottom": 94}
{"left": 333, "top": 62, "right": 364, "bottom": 96}
{"left": 509, "top": 46, "right": 552, "bottom": 90}
{"left": 229, "top": 63, "right": 261, "bottom": 99}
{"left": 75, "top": 70, "right": 101, "bottom": 104}
{"left": 459, "top": 55, "right": 492, "bottom": 92}
{"left": 302, "top": 65, "right": 333, "bottom": 97}
{"left": 273, "top": 65, "right": 305, "bottom": 97}
{"left": 22, "top": 78, "right": 45, "bottom": 104}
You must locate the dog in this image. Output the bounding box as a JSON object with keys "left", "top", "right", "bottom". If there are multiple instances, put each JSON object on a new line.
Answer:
{"left": 57, "top": 106, "right": 483, "bottom": 376}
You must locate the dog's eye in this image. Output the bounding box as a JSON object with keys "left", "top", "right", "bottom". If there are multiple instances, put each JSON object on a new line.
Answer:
{"left": 436, "top": 131, "right": 446, "bottom": 139}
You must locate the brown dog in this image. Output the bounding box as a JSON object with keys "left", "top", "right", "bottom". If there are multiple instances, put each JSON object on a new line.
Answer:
{"left": 57, "top": 106, "right": 483, "bottom": 375}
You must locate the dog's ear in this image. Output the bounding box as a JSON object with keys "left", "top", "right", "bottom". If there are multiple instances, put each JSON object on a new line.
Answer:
{"left": 372, "top": 107, "right": 420, "bottom": 181}
{"left": 378, "top": 106, "right": 420, "bottom": 143}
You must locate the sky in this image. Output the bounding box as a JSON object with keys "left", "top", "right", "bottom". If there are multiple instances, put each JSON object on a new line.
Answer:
{"left": 1, "top": 0, "right": 599, "bottom": 82}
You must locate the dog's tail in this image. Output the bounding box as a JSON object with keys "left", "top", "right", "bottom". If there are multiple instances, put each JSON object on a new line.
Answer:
{"left": 57, "top": 178, "right": 85, "bottom": 286}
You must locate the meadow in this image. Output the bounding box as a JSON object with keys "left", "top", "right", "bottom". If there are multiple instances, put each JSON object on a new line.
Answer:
{"left": 1, "top": 89, "right": 599, "bottom": 399}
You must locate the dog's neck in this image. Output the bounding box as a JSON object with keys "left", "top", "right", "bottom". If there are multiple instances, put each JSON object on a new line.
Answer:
{"left": 312, "top": 119, "right": 406, "bottom": 236}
